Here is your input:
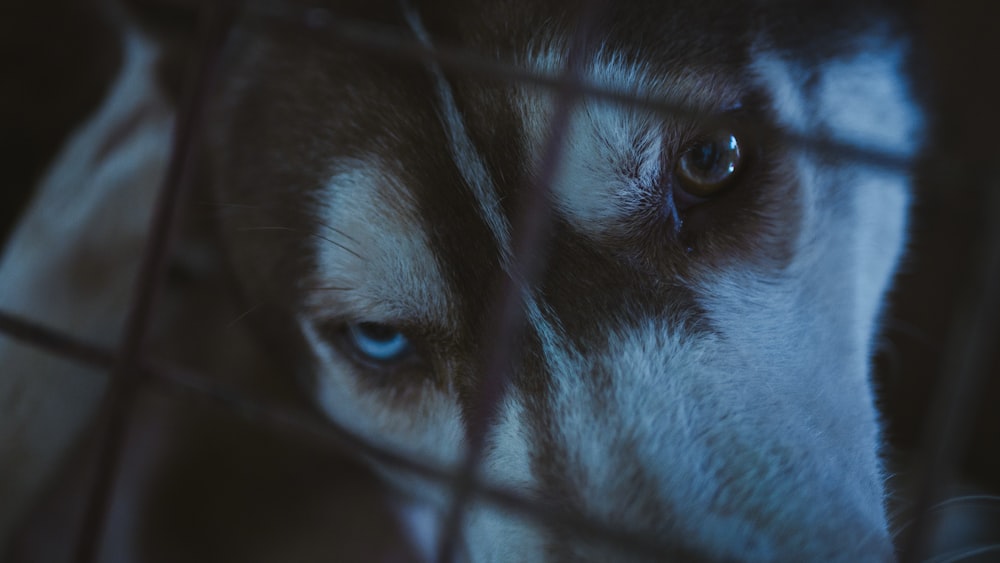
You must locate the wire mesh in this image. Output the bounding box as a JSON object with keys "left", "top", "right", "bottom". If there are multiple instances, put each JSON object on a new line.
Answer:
{"left": 1, "top": 0, "right": 998, "bottom": 561}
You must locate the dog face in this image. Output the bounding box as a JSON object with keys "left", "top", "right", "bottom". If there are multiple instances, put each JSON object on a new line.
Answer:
{"left": 208, "top": 0, "right": 922, "bottom": 559}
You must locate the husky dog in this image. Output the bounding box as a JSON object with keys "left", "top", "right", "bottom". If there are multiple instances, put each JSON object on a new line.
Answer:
{"left": 0, "top": 0, "right": 922, "bottom": 561}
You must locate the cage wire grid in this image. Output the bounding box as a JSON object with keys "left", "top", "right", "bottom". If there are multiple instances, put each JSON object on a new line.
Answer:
{"left": 0, "top": 0, "right": 997, "bottom": 562}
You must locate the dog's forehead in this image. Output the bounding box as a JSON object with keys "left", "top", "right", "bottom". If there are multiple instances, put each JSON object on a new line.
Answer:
{"left": 275, "top": 1, "right": 802, "bottom": 336}
{"left": 230, "top": 0, "right": 911, "bottom": 338}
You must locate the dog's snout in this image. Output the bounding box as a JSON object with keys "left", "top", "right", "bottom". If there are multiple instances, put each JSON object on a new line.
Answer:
{"left": 508, "top": 335, "right": 896, "bottom": 562}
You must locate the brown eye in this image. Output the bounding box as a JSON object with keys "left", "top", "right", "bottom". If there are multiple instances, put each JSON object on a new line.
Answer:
{"left": 675, "top": 130, "right": 743, "bottom": 199}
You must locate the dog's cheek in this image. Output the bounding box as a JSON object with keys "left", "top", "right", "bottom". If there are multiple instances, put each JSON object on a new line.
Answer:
{"left": 299, "top": 319, "right": 465, "bottom": 479}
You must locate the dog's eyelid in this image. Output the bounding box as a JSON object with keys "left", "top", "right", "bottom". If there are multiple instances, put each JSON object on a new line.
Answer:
{"left": 312, "top": 318, "right": 430, "bottom": 372}
{"left": 345, "top": 322, "right": 415, "bottom": 363}
{"left": 312, "top": 313, "right": 445, "bottom": 349}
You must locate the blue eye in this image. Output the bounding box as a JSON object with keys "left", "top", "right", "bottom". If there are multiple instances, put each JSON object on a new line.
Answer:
{"left": 345, "top": 322, "right": 412, "bottom": 363}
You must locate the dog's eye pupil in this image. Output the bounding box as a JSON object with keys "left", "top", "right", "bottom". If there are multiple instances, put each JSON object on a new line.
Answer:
{"left": 346, "top": 322, "right": 411, "bottom": 362}
{"left": 675, "top": 131, "right": 742, "bottom": 198}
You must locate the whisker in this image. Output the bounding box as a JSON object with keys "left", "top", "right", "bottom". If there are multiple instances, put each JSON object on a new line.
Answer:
{"left": 315, "top": 220, "right": 362, "bottom": 246}
{"left": 226, "top": 303, "right": 262, "bottom": 329}
{"left": 937, "top": 494, "right": 1000, "bottom": 507}
{"left": 927, "top": 544, "right": 1000, "bottom": 563}
{"left": 201, "top": 200, "right": 263, "bottom": 210}
{"left": 238, "top": 226, "right": 299, "bottom": 233}
{"left": 204, "top": 203, "right": 363, "bottom": 248}
{"left": 303, "top": 286, "right": 355, "bottom": 292}
{"left": 892, "top": 495, "right": 1000, "bottom": 539}
{"left": 237, "top": 226, "right": 363, "bottom": 260}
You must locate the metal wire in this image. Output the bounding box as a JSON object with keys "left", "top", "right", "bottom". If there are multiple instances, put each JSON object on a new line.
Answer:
{"left": 248, "top": 3, "right": 916, "bottom": 175}
{"left": 1, "top": 0, "right": 996, "bottom": 561}
{"left": 398, "top": 0, "right": 613, "bottom": 558}
{"left": 73, "top": 2, "right": 242, "bottom": 561}
{"left": 0, "top": 309, "right": 685, "bottom": 561}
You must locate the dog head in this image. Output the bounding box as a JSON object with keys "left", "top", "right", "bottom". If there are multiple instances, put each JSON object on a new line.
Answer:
{"left": 208, "top": 0, "right": 922, "bottom": 559}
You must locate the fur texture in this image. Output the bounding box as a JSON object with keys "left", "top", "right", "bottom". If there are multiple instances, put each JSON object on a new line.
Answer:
{"left": 0, "top": 0, "right": 923, "bottom": 561}
{"left": 207, "top": 1, "right": 922, "bottom": 560}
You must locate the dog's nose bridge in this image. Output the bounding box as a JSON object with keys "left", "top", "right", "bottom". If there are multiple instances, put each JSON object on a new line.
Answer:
{"left": 515, "top": 324, "right": 897, "bottom": 562}
{"left": 536, "top": 393, "right": 894, "bottom": 562}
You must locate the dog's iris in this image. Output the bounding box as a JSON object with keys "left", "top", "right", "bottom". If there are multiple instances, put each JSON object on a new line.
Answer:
{"left": 345, "top": 322, "right": 412, "bottom": 363}
{"left": 675, "top": 131, "right": 742, "bottom": 198}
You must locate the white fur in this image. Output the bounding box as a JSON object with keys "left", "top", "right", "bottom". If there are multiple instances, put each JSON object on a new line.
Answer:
{"left": 553, "top": 321, "right": 892, "bottom": 561}
{"left": 519, "top": 48, "right": 745, "bottom": 239}
{"left": 428, "top": 36, "right": 924, "bottom": 561}
{"left": 302, "top": 321, "right": 549, "bottom": 562}
{"left": 815, "top": 44, "right": 922, "bottom": 155}
{"left": 0, "top": 9, "right": 925, "bottom": 563}
{"left": 307, "top": 162, "right": 452, "bottom": 327}
{"left": 404, "top": 6, "right": 512, "bottom": 258}
{"left": 305, "top": 162, "right": 466, "bottom": 515}
{"left": 306, "top": 158, "right": 551, "bottom": 558}
{"left": 301, "top": 319, "right": 465, "bottom": 473}
{"left": 460, "top": 395, "right": 548, "bottom": 563}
